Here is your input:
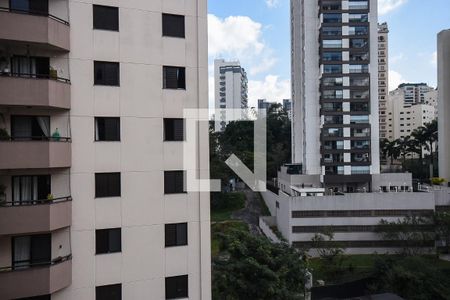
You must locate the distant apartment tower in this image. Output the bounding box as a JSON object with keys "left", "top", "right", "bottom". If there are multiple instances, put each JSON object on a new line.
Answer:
{"left": 396, "top": 83, "right": 435, "bottom": 106}
{"left": 438, "top": 29, "right": 450, "bottom": 180}
{"left": 258, "top": 99, "right": 277, "bottom": 110}
{"left": 291, "top": 0, "right": 380, "bottom": 191}
{"left": 385, "top": 90, "right": 436, "bottom": 140}
{"left": 378, "top": 22, "right": 389, "bottom": 139}
{"left": 0, "top": 1, "right": 211, "bottom": 299}
{"left": 283, "top": 99, "right": 293, "bottom": 120}
{"left": 214, "top": 59, "right": 248, "bottom": 132}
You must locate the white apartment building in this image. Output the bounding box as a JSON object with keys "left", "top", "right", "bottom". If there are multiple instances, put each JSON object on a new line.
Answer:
{"left": 395, "top": 83, "right": 435, "bottom": 106}
{"left": 0, "top": 1, "right": 211, "bottom": 299}
{"left": 214, "top": 59, "right": 248, "bottom": 132}
{"left": 258, "top": 0, "right": 450, "bottom": 256}
{"left": 378, "top": 22, "right": 389, "bottom": 139}
{"left": 291, "top": 0, "right": 380, "bottom": 192}
{"left": 386, "top": 90, "right": 436, "bottom": 140}
{"left": 438, "top": 29, "right": 450, "bottom": 181}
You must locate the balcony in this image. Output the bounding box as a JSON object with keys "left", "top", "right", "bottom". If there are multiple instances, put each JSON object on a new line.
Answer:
{"left": 0, "top": 74, "right": 70, "bottom": 109}
{"left": 0, "top": 197, "right": 71, "bottom": 235}
{"left": 0, "top": 8, "right": 70, "bottom": 51}
{"left": 0, "top": 138, "right": 71, "bottom": 169}
{"left": 0, "top": 256, "right": 72, "bottom": 299}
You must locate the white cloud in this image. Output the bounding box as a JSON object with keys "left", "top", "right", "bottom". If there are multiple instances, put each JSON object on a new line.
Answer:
{"left": 431, "top": 51, "right": 437, "bottom": 66}
{"left": 208, "top": 14, "right": 265, "bottom": 58}
{"left": 248, "top": 75, "right": 290, "bottom": 108}
{"left": 265, "top": 0, "right": 279, "bottom": 8}
{"left": 389, "top": 70, "right": 408, "bottom": 91}
{"left": 390, "top": 53, "right": 404, "bottom": 64}
{"left": 378, "top": 0, "right": 407, "bottom": 15}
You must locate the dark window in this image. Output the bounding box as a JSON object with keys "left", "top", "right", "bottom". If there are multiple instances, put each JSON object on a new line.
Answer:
{"left": 12, "top": 234, "right": 51, "bottom": 270}
{"left": 165, "top": 223, "right": 188, "bottom": 247}
{"left": 96, "top": 284, "right": 121, "bottom": 300}
{"left": 95, "top": 117, "right": 120, "bottom": 141}
{"left": 164, "top": 171, "right": 185, "bottom": 194}
{"left": 165, "top": 275, "right": 188, "bottom": 299}
{"left": 164, "top": 119, "right": 184, "bottom": 141}
{"left": 95, "top": 173, "right": 121, "bottom": 198}
{"left": 93, "top": 5, "right": 119, "bottom": 31}
{"left": 96, "top": 228, "right": 121, "bottom": 254}
{"left": 162, "top": 14, "right": 185, "bottom": 38}
{"left": 10, "top": 0, "right": 48, "bottom": 15}
{"left": 163, "top": 66, "right": 186, "bottom": 89}
{"left": 12, "top": 175, "right": 50, "bottom": 204}
{"left": 94, "top": 61, "right": 120, "bottom": 86}
{"left": 11, "top": 56, "right": 50, "bottom": 78}
{"left": 11, "top": 116, "right": 50, "bottom": 140}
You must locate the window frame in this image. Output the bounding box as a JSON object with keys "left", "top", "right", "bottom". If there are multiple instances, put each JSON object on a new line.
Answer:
{"left": 162, "top": 13, "right": 185, "bottom": 38}
{"left": 93, "top": 4, "right": 119, "bottom": 32}
{"left": 95, "top": 117, "right": 121, "bottom": 142}
{"left": 164, "top": 118, "right": 185, "bottom": 142}
{"left": 165, "top": 223, "right": 188, "bottom": 248}
{"left": 165, "top": 275, "right": 189, "bottom": 299}
{"left": 163, "top": 66, "right": 186, "bottom": 90}
{"left": 96, "top": 283, "right": 122, "bottom": 300}
{"left": 95, "top": 172, "right": 121, "bottom": 198}
{"left": 94, "top": 61, "right": 120, "bottom": 86}
{"left": 164, "top": 171, "right": 185, "bottom": 194}
{"left": 95, "top": 228, "right": 122, "bottom": 255}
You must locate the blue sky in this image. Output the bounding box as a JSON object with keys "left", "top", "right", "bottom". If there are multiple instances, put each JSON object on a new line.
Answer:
{"left": 207, "top": 0, "right": 450, "bottom": 108}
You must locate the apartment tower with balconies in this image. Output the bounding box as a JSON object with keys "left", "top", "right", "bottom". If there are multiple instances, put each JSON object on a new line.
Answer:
{"left": 291, "top": 0, "right": 380, "bottom": 192}
{"left": 378, "top": 22, "right": 388, "bottom": 139}
{"left": 0, "top": 0, "right": 211, "bottom": 299}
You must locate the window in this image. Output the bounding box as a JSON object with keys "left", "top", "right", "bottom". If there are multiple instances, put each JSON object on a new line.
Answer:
{"left": 12, "top": 234, "right": 51, "bottom": 270}
{"left": 165, "top": 223, "right": 188, "bottom": 247}
{"left": 10, "top": 0, "right": 48, "bottom": 14}
{"left": 95, "top": 173, "right": 121, "bottom": 198}
{"left": 11, "top": 116, "right": 50, "bottom": 140}
{"left": 96, "top": 228, "right": 121, "bottom": 254}
{"left": 93, "top": 5, "right": 119, "bottom": 31}
{"left": 165, "top": 275, "right": 188, "bottom": 299}
{"left": 11, "top": 55, "right": 50, "bottom": 78}
{"left": 12, "top": 175, "right": 50, "bottom": 204}
{"left": 162, "top": 14, "right": 185, "bottom": 38}
{"left": 95, "top": 117, "right": 120, "bottom": 141}
{"left": 96, "top": 284, "right": 122, "bottom": 300}
{"left": 164, "top": 119, "right": 184, "bottom": 141}
{"left": 164, "top": 171, "right": 185, "bottom": 194}
{"left": 163, "top": 66, "right": 186, "bottom": 89}
{"left": 94, "top": 61, "right": 120, "bottom": 86}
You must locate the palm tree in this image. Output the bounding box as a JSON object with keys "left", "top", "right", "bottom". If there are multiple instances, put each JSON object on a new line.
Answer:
{"left": 382, "top": 139, "right": 401, "bottom": 165}
{"left": 411, "top": 126, "right": 429, "bottom": 174}
{"left": 423, "top": 120, "right": 438, "bottom": 177}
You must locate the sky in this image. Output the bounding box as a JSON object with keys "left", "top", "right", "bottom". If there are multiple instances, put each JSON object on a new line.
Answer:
{"left": 207, "top": 0, "right": 450, "bottom": 109}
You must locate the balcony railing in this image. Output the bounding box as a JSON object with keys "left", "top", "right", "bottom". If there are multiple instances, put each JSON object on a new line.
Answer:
{"left": 0, "top": 137, "right": 71, "bottom": 169}
{"left": 0, "top": 255, "right": 72, "bottom": 299}
{"left": 0, "top": 197, "right": 72, "bottom": 235}
{"left": 0, "top": 71, "right": 70, "bottom": 83}
{"left": 0, "top": 7, "right": 69, "bottom": 25}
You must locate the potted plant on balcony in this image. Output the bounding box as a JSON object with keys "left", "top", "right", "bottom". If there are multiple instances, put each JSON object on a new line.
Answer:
{"left": 0, "top": 128, "right": 9, "bottom": 141}
{"left": 0, "top": 184, "right": 6, "bottom": 206}
{"left": 49, "top": 66, "right": 58, "bottom": 80}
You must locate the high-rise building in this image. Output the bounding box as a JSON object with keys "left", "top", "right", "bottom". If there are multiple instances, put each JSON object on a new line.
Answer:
{"left": 395, "top": 83, "right": 435, "bottom": 106}
{"left": 291, "top": 0, "right": 380, "bottom": 192}
{"left": 0, "top": 1, "right": 211, "bottom": 299}
{"left": 214, "top": 59, "right": 248, "bottom": 132}
{"left": 438, "top": 29, "right": 450, "bottom": 181}
{"left": 378, "top": 22, "right": 389, "bottom": 139}
{"left": 258, "top": 99, "right": 277, "bottom": 110}
{"left": 385, "top": 90, "right": 436, "bottom": 141}
{"left": 283, "top": 99, "right": 292, "bottom": 120}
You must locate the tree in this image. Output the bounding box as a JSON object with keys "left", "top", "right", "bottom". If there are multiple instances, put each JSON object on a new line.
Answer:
{"left": 423, "top": 120, "right": 438, "bottom": 177}
{"left": 212, "top": 229, "right": 306, "bottom": 300}
{"left": 376, "top": 216, "right": 435, "bottom": 256}
{"left": 370, "top": 256, "right": 450, "bottom": 300}
{"left": 434, "top": 211, "right": 450, "bottom": 254}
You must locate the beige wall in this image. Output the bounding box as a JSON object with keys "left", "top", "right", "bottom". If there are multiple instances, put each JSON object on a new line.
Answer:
{"left": 57, "top": 0, "right": 210, "bottom": 299}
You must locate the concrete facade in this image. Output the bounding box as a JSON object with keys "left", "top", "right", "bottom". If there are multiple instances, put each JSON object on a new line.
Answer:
{"left": 438, "top": 29, "right": 450, "bottom": 181}
{"left": 0, "top": 0, "right": 211, "bottom": 299}
{"left": 291, "top": 0, "right": 380, "bottom": 191}
{"left": 385, "top": 89, "right": 436, "bottom": 140}
{"left": 378, "top": 23, "right": 389, "bottom": 139}
{"left": 214, "top": 59, "right": 248, "bottom": 132}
